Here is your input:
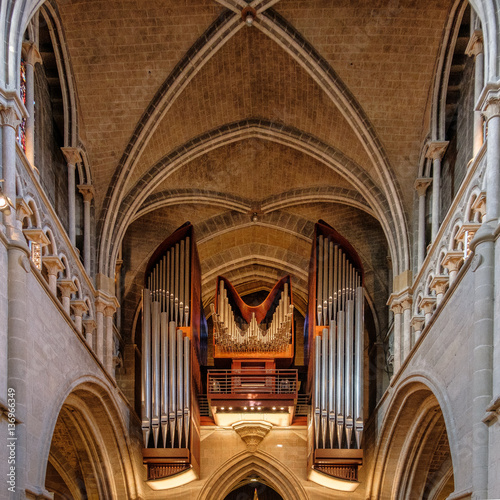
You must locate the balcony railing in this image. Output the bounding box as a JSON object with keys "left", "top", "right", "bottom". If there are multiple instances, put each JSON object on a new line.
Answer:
{"left": 207, "top": 369, "right": 298, "bottom": 398}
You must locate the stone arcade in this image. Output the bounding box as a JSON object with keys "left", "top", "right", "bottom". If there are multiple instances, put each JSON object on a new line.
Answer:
{"left": 0, "top": 0, "right": 500, "bottom": 499}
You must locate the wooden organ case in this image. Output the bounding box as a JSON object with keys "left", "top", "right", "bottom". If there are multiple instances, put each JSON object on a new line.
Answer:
{"left": 306, "top": 220, "right": 365, "bottom": 491}
{"left": 141, "top": 222, "right": 202, "bottom": 488}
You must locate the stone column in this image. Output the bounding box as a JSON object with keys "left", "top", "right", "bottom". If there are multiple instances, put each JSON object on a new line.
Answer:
{"left": 95, "top": 299, "right": 107, "bottom": 364}
{"left": 401, "top": 296, "right": 412, "bottom": 359}
{"left": 71, "top": 300, "right": 88, "bottom": 334}
{"left": 470, "top": 83, "right": 500, "bottom": 499}
{"left": 77, "top": 184, "right": 94, "bottom": 274}
{"left": 42, "top": 255, "right": 64, "bottom": 295}
{"left": 8, "top": 244, "right": 31, "bottom": 500}
{"left": 61, "top": 148, "right": 82, "bottom": 246}
{"left": 104, "top": 304, "right": 117, "bottom": 375}
{"left": 415, "top": 177, "right": 432, "bottom": 267}
{"left": 419, "top": 297, "right": 436, "bottom": 327}
{"left": 390, "top": 302, "right": 402, "bottom": 373}
{"left": 410, "top": 315, "right": 425, "bottom": 343}
{"left": 479, "top": 86, "right": 500, "bottom": 223}
{"left": 0, "top": 105, "right": 21, "bottom": 235}
{"left": 83, "top": 318, "right": 96, "bottom": 351}
{"left": 426, "top": 141, "right": 449, "bottom": 242}
{"left": 22, "top": 41, "right": 41, "bottom": 166}
{"left": 58, "top": 279, "right": 77, "bottom": 316}
{"left": 466, "top": 30, "right": 484, "bottom": 157}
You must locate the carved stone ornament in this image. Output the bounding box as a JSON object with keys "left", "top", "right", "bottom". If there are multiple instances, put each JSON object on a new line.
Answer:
{"left": 232, "top": 421, "right": 273, "bottom": 451}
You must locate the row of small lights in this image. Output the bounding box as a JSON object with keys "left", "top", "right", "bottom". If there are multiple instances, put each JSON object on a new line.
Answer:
{"left": 219, "top": 406, "right": 286, "bottom": 411}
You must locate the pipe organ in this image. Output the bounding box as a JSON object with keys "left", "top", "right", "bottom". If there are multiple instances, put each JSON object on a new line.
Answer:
{"left": 212, "top": 276, "right": 294, "bottom": 359}
{"left": 141, "top": 222, "right": 202, "bottom": 485}
{"left": 307, "top": 220, "right": 365, "bottom": 485}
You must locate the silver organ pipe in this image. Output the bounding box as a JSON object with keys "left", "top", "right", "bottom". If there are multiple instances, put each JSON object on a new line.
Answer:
{"left": 213, "top": 279, "right": 293, "bottom": 354}
{"left": 142, "top": 230, "right": 194, "bottom": 450}
{"left": 141, "top": 289, "right": 152, "bottom": 447}
{"left": 313, "top": 230, "right": 364, "bottom": 450}
{"left": 152, "top": 301, "right": 161, "bottom": 448}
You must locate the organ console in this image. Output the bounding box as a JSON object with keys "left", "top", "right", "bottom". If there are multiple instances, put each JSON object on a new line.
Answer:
{"left": 307, "top": 220, "right": 365, "bottom": 489}
{"left": 141, "top": 222, "right": 202, "bottom": 487}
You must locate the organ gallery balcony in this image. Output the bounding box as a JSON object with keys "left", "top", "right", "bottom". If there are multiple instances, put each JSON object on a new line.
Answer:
{"left": 207, "top": 368, "right": 299, "bottom": 426}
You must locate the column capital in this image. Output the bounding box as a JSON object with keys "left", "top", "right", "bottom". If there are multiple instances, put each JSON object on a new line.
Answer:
{"left": 430, "top": 275, "right": 449, "bottom": 296}
{"left": 425, "top": 141, "right": 449, "bottom": 160}
{"left": 477, "top": 81, "right": 500, "bottom": 121}
{"left": 0, "top": 106, "right": 22, "bottom": 129}
{"left": 410, "top": 315, "right": 425, "bottom": 331}
{"left": 414, "top": 177, "right": 432, "bottom": 197}
{"left": 95, "top": 292, "right": 119, "bottom": 312}
{"left": 441, "top": 250, "right": 464, "bottom": 273}
{"left": 23, "top": 228, "right": 50, "bottom": 246}
{"left": 104, "top": 304, "right": 117, "bottom": 317}
{"left": 21, "top": 41, "right": 42, "bottom": 66}
{"left": 465, "top": 29, "right": 483, "bottom": 58}
{"left": 387, "top": 294, "right": 403, "bottom": 314}
{"left": 15, "top": 198, "right": 33, "bottom": 222}
{"left": 419, "top": 296, "right": 437, "bottom": 315}
{"left": 58, "top": 279, "right": 77, "bottom": 298}
{"left": 0, "top": 90, "right": 28, "bottom": 122}
{"left": 42, "top": 255, "right": 65, "bottom": 275}
{"left": 82, "top": 318, "right": 96, "bottom": 334}
{"left": 77, "top": 184, "right": 95, "bottom": 202}
{"left": 61, "top": 147, "right": 82, "bottom": 165}
{"left": 71, "top": 299, "right": 88, "bottom": 317}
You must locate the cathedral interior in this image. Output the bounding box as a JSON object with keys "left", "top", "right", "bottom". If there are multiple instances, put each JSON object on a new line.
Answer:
{"left": 0, "top": 0, "right": 500, "bottom": 499}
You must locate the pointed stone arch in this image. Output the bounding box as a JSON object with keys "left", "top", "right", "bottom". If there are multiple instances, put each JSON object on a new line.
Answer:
{"left": 197, "top": 450, "right": 308, "bottom": 500}
{"left": 368, "top": 377, "right": 458, "bottom": 500}
{"left": 40, "top": 379, "right": 139, "bottom": 500}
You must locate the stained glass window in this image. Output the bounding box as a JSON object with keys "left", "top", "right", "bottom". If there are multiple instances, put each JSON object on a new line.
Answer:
{"left": 17, "top": 58, "right": 27, "bottom": 151}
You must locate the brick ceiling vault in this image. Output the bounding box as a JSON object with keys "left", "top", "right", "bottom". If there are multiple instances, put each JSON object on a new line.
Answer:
{"left": 96, "top": 4, "right": 413, "bottom": 278}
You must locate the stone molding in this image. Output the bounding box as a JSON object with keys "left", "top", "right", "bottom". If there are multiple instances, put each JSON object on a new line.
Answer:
{"left": 78, "top": 183, "right": 95, "bottom": 202}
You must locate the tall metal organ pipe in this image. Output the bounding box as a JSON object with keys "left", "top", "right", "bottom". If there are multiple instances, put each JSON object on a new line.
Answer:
{"left": 312, "top": 228, "right": 364, "bottom": 450}
{"left": 141, "top": 230, "right": 193, "bottom": 449}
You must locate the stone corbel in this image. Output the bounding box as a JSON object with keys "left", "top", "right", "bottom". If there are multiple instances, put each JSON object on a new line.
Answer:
{"left": 232, "top": 421, "right": 273, "bottom": 451}
{"left": 425, "top": 141, "right": 449, "bottom": 161}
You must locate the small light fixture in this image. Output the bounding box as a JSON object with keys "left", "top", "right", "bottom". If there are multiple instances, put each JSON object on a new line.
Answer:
{"left": 280, "top": 407, "right": 285, "bottom": 410}
{"left": 221, "top": 407, "right": 225, "bottom": 410}
{"left": 251, "top": 212, "right": 259, "bottom": 223}
{"left": 257, "top": 407, "right": 261, "bottom": 410}
{"left": 244, "top": 406, "right": 248, "bottom": 410}
{"left": 228, "top": 407, "right": 233, "bottom": 410}
{"left": 277, "top": 444, "right": 283, "bottom": 448}
{"left": 272, "top": 406, "right": 276, "bottom": 410}
{"left": 250, "top": 478, "right": 258, "bottom": 482}
{"left": 242, "top": 6, "right": 257, "bottom": 27}
{"left": 250, "top": 407, "right": 255, "bottom": 411}
{"left": 0, "top": 181, "right": 14, "bottom": 216}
